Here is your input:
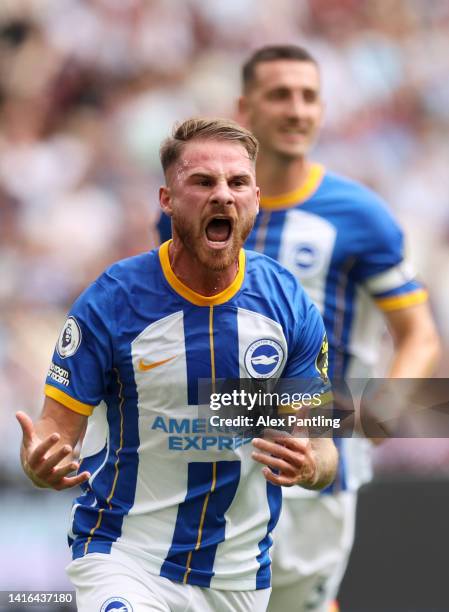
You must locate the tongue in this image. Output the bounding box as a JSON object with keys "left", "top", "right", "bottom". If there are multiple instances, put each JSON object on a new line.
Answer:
{"left": 206, "top": 219, "right": 230, "bottom": 242}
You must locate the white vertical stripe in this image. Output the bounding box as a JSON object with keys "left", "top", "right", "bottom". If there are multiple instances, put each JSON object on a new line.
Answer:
{"left": 278, "top": 209, "right": 337, "bottom": 314}
{"left": 117, "top": 310, "right": 190, "bottom": 564}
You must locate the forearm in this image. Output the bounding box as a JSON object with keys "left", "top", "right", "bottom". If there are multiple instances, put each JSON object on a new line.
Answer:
{"left": 301, "top": 437, "right": 338, "bottom": 491}
{"left": 388, "top": 331, "right": 441, "bottom": 378}
{"left": 385, "top": 302, "right": 441, "bottom": 378}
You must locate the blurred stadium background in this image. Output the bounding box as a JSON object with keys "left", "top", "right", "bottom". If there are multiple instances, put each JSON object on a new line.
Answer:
{"left": 1, "top": 1, "right": 449, "bottom": 610}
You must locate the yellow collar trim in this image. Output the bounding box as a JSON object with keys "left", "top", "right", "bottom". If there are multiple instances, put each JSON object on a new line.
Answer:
{"left": 260, "top": 163, "right": 325, "bottom": 210}
{"left": 158, "top": 240, "right": 245, "bottom": 306}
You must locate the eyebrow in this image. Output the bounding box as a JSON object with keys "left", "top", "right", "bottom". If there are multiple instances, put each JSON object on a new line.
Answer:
{"left": 230, "top": 174, "right": 252, "bottom": 182}
{"left": 188, "top": 172, "right": 213, "bottom": 179}
{"left": 187, "top": 172, "right": 252, "bottom": 181}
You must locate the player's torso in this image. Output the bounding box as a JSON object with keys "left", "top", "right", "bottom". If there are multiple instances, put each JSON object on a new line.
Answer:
{"left": 72, "top": 248, "right": 298, "bottom": 589}
{"left": 246, "top": 171, "right": 384, "bottom": 380}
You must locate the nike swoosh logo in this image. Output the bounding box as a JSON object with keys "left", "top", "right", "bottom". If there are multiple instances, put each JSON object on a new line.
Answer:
{"left": 138, "top": 356, "right": 176, "bottom": 371}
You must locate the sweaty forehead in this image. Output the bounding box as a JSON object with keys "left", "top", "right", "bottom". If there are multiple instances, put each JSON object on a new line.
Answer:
{"left": 253, "top": 60, "right": 320, "bottom": 90}
{"left": 173, "top": 139, "right": 254, "bottom": 177}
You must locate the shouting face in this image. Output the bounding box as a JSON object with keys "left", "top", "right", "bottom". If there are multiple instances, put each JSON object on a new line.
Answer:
{"left": 160, "top": 138, "right": 260, "bottom": 271}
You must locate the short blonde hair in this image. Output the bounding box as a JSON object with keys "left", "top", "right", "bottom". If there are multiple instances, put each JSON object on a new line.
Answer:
{"left": 160, "top": 117, "right": 258, "bottom": 175}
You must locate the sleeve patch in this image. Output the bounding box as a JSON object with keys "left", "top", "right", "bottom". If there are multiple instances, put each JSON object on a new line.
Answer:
{"left": 315, "top": 333, "right": 329, "bottom": 383}
{"left": 47, "top": 362, "right": 71, "bottom": 387}
{"left": 56, "top": 316, "right": 82, "bottom": 358}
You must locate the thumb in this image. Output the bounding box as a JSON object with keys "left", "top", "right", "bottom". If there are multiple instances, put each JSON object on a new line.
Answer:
{"left": 16, "top": 411, "right": 36, "bottom": 448}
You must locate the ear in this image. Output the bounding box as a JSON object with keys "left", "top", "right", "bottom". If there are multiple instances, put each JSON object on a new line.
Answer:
{"left": 159, "top": 186, "right": 173, "bottom": 217}
{"left": 237, "top": 95, "right": 249, "bottom": 127}
{"left": 255, "top": 186, "right": 260, "bottom": 214}
{"left": 318, "top": 98, "right": 325, "bottom": 129}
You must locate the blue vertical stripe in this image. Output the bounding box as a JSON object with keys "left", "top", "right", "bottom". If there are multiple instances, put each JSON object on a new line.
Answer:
{"left": 263, "top": 210, "right": 287, "bottom": 262}
{"left": 322, "top": 258, "right": 356, "bottom": 494}
{"left": 246, "top": 209, "right": 287, "bottom": 262}
{"left": 161, "top": 461, "right": 241, "bottom": 586}
{"left": 183, "top": 307, "right": 212, "bottom": 405}
{"left": 256, "top": 481, "right": 282, "bottom": 588}
{"left": 213, "top": 306, "right": 239, "bottom": 379}
{"left": 323, "top": 437, "right": 347, "bottom": 494}
{"left": 71, "top": 371, "right": 140, "bottom": 559}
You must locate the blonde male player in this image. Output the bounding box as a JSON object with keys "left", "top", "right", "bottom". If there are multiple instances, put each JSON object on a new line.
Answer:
{"left": 17, "top": 118, "right": 338, "bottom": 612}
{"left": 238, "top": 46, "right": 441, "bottom": 611}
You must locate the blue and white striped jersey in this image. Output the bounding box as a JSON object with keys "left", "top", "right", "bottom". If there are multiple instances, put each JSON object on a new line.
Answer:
{"left": 45, "top": 241, "right": 328, "bottom": 591}
{"left": 244, "top": 164, "right": 427, "bottom": 493}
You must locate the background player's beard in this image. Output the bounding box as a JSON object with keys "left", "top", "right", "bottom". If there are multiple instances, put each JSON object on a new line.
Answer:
{"left": 171, "top": 209, "right": 256, "bottom": 272}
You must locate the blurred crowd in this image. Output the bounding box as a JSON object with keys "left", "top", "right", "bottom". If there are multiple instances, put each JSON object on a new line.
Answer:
{"left": 1, "top": 0, "right": 449, "bottom": 482}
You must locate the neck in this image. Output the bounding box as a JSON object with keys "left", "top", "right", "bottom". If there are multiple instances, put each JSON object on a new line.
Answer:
{"left": 168, "top": 238, "right": 239, "bottom": 296}
{"left": 256, "top": 151, "right": 311, "bottom": 197}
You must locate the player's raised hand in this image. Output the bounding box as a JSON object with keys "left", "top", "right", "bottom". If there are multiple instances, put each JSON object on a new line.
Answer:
{"left": 251, "top": 430, "right": 317, "bottom": 488}
{"left": 16, "top": 410, "right": 90, "bottom": 491}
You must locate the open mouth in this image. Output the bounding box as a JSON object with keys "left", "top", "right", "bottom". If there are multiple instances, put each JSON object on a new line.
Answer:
{"left": 205, "top": 217, "right": 233, "bottom": 244}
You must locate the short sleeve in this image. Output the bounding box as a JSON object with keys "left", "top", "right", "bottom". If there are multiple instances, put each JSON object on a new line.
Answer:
{"left": 45, "top": 279, "right": 114, "bottom": 415}
{"left": 351, "top": 198, "right": 427, "bottom": 312}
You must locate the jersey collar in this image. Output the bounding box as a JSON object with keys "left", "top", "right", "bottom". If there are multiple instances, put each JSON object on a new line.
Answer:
{"left": 260, "top": 163, "right": 325, "bottom": 210}
{"left": 158, "top": 240, "right": 246, "bottom": 306}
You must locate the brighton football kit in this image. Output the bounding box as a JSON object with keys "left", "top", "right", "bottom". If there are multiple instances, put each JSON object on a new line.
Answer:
{"left": 45, "top": 241, "right": 329, "bottom": 611}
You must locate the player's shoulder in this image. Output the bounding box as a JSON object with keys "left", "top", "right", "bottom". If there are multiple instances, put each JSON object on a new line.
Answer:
{"left": 322, "top": 171, "right": 385, "bottom": 208}
{"left": 93, "top": 250, "right": 160, "bottom": 297}
{"left": 321, "top": 170, "right": 400, "bottom": 230}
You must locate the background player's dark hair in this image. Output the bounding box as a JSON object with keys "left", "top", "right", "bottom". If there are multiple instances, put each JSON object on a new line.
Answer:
{"left": 160, "top": 117, "right": 258, "bottom": 176}
{"left": 242, "top": 45, "right": 318, "bottom": 91}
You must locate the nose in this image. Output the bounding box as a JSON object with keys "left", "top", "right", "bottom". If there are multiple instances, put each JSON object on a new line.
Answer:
{"left": 209, "top": 180, "right": 235, "bottom": 206}
{"left": 288, "top": 93, "right": 309, "bottom": 119}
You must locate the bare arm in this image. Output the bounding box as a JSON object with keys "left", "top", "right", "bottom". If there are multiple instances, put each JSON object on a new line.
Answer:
{"left": 16, "top": 396, "right": 90, "bottom": 490}
{"left": 362, "top": 301, "right": 441, "bottom": 443}
{"left": 384, "top": 301, "right": 441, "bottom": 378}
{"left": 251, "top": 433, "right": 338, "bottom": 490}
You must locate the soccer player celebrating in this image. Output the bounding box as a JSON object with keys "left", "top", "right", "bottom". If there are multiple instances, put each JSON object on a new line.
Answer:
{"left": 17, "top": 118, "right": 338, "bottom": 612}
{"left": 237, "top": 46, "right": 441, "bottom": 611}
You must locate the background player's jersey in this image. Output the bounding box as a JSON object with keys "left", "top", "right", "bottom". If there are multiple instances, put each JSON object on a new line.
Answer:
{"left": 244, "top": 164, "right": 427, "bottom": 494}
{"left": 45, "top": 242, "right": 328, "bottom": 591}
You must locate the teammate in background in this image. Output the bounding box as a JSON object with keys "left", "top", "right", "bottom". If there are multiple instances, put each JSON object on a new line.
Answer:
{"left": 17, "top": 118, "right": 338, "bottom": 612}
{"left": 237, "top": 46, "right": 441, "bottom": 611}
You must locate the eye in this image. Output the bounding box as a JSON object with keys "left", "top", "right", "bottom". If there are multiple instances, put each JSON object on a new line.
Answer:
{"left": 266, "top": 87, "right": 290, "bottom": 101}
{"left": 303, "top": 88, "right": 318, "bottom": 103}
{"left": 230, "top": 177, "right": 249, "bottom": 188}
{"left": 198, "top": 178, "right": 212, "bottom": 187}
